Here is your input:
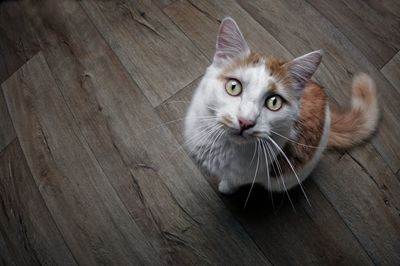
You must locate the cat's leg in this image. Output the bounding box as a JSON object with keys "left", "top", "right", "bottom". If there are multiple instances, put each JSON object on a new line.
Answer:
{"left": 218, "top": 178, "right": 240, "bottom": 194}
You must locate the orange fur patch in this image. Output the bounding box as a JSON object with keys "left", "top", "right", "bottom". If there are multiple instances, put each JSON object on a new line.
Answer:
{"left": 271, "top": 81, "right": 327, "bottom": 177}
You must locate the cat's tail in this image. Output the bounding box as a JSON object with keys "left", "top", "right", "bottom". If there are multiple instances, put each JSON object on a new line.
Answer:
{"left": 328, "top": 73, "right": 379, "bottom": 149}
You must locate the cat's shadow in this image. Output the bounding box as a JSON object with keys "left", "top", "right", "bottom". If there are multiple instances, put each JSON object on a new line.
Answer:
{"left": 218, "top": 181, "right": 312, "bottom": 220}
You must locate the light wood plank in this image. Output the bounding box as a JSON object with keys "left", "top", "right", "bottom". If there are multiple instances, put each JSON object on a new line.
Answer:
{"left": 307, "top": 0, "right": 400, "bottom": 69}
{"left": 21, "top": 1, "right": 272, "bottom": 264}
{"left": 79, "top": 0, "right": 208, "bottom": 107}
{"left": 0, "top": 139, "right": 76, "bottom": 265}
{"left": 3, "top": 52, "right": 162, "bottom": 265}
{"left": 381, "top": 52, "right": 400, "bottom": 91}
{"left": 156, "top": 80, "right": 373, "bottom": 265}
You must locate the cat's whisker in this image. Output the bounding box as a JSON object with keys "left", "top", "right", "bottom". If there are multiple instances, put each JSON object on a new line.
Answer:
{"left": 267, "top": 136, "right": 311, "bottom": 207}
{"left": 208, "top": 127, "right": 225, "bottom": 161}
{"left": 169, "top": 122, "right": 217, "bottom": 158}
{"left": 200, "top": 125, "right": 223, "bottom": 162}
{"left": 196, "top": 125, "right": 223, "bottom": 161}
{"left": 265, "top": 141, "right": 295, "bottom": 210}
{"left": 260, "top": 139, "right": 275, "bottom": 212}
{"left": 244, "top": 140, "right": 260, "bottom": 208}
{"left": 246, "top": 142, "right": 257, "bottom": 170}
{"left": 269, "top": 130, "right": 324, "bottom": 149}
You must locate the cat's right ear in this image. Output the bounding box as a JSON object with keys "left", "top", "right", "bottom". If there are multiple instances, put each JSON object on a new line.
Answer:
{"left": 213, "top": 17, "right": 250, "bottom": 66}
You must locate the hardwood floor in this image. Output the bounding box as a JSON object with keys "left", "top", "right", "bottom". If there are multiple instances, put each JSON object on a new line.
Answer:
{"left": 0, "top": 0, "right": 399, "bottom": 265}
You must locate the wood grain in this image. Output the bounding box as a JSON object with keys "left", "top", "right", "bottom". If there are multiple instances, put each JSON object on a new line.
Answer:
{"left": 163, "top": 0, "right": 293, "bottom": 63}
{"left": 314, "top": 153, "right": 400, "bottom": 264}
{"left": 381, "top": 52, "right": 400, "bottom": 92}
{"left": 238, "top": 0, "right": 400, "bottom": 178}
{"left": 0, "top": 90, "right": 14, "bottom": 152}
{"left": 307, "top": 0, "right": 400, "bottom": 68}
{"left": 3, "top": 52, "right": 161, "bottom": 265}
{"left": 0, "top": 139, "right": 76, "bottom": 265}
{"left": 156, "top": 81, "right": 373, "bottom": 265}
{"left": 0, "top": 2, "right": 40, "bottom": 78}
{"left": 79, "top": 0, "right": 209, "bottom": 107}
{"left": 8, "top": 1, "right": 272, "bottom": 264}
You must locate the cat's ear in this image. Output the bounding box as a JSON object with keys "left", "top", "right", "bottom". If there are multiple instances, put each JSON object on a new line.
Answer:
{"left": 286, "top": 50, "right": 323, "bottom": 90}
{"left": 213, "top": 17, "right": 250, "bottom": 66}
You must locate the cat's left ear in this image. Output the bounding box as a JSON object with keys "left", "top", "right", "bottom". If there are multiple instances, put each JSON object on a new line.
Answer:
{"left": 286, "top": 50, "right": 323, "bottom": 90}
{"left": 213, "top": 17, "right": 250, "bottom": 66}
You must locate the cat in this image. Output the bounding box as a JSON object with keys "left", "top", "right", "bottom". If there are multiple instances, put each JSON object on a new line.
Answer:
{"left": 184, "top": 17, "right": 379, "bottom": 199}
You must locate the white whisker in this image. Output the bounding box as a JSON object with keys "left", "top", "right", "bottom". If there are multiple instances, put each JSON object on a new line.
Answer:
{"left": 267, "top": 136, "right": 311, "bottom": 207}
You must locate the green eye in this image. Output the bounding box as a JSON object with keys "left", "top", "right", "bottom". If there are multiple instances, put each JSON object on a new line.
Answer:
{"left": 266, "top": 95, "right": 283, "bottom": 111}
{"left": 225, "top": 79, "right": 242, "bottom": 96}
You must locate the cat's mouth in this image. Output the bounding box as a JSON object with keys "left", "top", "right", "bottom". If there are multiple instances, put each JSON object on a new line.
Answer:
{"left": 228, "top": 128, "right": 258, "bottom": 143}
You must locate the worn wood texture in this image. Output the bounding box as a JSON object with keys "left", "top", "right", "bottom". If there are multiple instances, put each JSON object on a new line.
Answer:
{"left": 237, "top": 0, "right": 400, "bottom": 174}
{"left": 0, "top": 139, "right": 76, "bottom": 265}
{"left": 3, "top": 52, "right": 163, "bottom": 265}
{"left": 381, "top": 52, "right": 400, "bottom": 92}
{"left": 314, "top": 153, "right": 400, "bottom": 264}
{"left": 156, "top": 81, "right": 373, "bottom": 265}
{"left": 1, "top": 1, "right": 271, "bottom": 264}
{"left": 163, "top": 0, "right": 293, "bottom": 63}
{"left": 79, "top": 0, "right": 209, "bottom": 107}
{"left": 307, "top": 0, "right": 400, "bottom": 69}
{"left": 0, "top": 2, "right": 40, "bottom": 78}
{"left": 1, "top": 0, "right": 400, "bottom": 263}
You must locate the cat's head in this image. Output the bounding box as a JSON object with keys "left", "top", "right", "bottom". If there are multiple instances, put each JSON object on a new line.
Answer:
{"left": 195, "top": 17, "right": 322, "bottom": 144}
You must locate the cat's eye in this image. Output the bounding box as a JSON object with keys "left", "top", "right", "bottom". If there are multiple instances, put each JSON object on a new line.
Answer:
{"left": 265, "top": 95, "right": 283, "bottom": 111}
{"left": 225, "top": 79, "right": 242, "bottom": 96}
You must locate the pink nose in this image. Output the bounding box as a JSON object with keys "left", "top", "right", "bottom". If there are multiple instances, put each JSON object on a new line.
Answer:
{"left": 238, "top": 118, "right": 255, "bottom": 130}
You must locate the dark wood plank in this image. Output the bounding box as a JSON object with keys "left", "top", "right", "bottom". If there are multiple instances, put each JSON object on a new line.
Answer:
{"left": 381, "top": 52, "right": 400, "bottom": 91}
{"left": 3, "top": 52, "right": 162, "bottom": 265}
{"left": 17, "top": 1, "right": 271, "bottom": 264}
{"left": 0, "top": 139, "right": 76, "bottom": 265}
{"left": 0, "top": 230, "right": 18, "bottom": 266}
{"left": 235, "top": 1, "right": 400, "bottom": 262}
{"left": 307, "top": 0, "right": 400, "bottom": 68}
{"left": 79, "top": 0, "right": 209, "bottom": 107}
{"left": 156, "top": 81, "right": 373, "bottom": 265}
{"left": 314, "top": 153, "right": 400, "bottom": 264}
{"left": 0, "top": 90, "right": 15, "bottom": 151}
{"left": 162, "top": 1, "right": 400, "bottom": 263}
{"left": 163, "top": 0, "right": 293, "bottom": 62}
{"left": 238, "top": 0, "right": 400, "bottom": 179}
{"left": 0, "top": 2, "right": 40, "bottom": 78}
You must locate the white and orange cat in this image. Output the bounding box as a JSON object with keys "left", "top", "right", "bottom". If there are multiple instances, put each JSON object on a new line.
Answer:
{"left": 184, "top": 18, "right": 378, "bottom": 197}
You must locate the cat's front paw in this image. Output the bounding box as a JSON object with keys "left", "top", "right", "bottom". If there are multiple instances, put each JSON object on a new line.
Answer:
{"left": 218, "top": 180, "right": 238, "bottom": 195}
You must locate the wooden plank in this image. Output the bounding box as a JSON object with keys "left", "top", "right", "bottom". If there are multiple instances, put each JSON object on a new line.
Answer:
{"left": 3, "top": 53, "right": 162, "bottom": 265}
{"left": 381, "top": 52, "right": 400, "bottom": 91}
{"left": 0, "top": 90, "right": 15, "bottom": 152}
{"left": 163, "top": 0, "right": 293, "bottom": 62}
{"left": 156, "top": 81, "right": 373, "bottom": 265}
{"left": 0, "top": 2, "right": 40, "bottom": 78}
{"left": 79, "top": 0, "right": 208, "bottom": 107}
{"left": 0, "top": 139, "right": 76, "bottom": 265}
{"left": 21, "top": 1, "right": 271, "bottom": 264}
{"left": 235, "top": 1, "right": 400, "bottom": 262}
{"left": 238, "top": 0, "right": 400, "bottom": 179}
{"left": 307, "top": 0, "right": 400, "bottom": 69}
{"left": 0, "top": 230, "right": 18, "bottom": 266}
{"left": 313, "top": 153, "right": 400, "bottom": 264}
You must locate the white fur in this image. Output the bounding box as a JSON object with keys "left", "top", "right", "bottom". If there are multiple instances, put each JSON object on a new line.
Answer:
{"left": 184, "top": 17, "right": 324, "bottom": 194}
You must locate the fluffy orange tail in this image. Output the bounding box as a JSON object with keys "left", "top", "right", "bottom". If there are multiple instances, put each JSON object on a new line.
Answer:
{"left": 328, "top": 73, "right": 379, "bottom": 148}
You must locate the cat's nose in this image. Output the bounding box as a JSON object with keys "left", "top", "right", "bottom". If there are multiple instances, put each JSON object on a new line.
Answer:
{"left": 238, "top": 118, "right": 255, "bottom": 130}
